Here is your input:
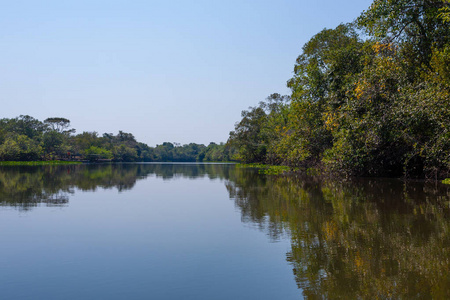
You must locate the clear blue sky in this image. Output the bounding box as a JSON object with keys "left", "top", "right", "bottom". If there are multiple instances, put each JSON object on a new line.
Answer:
{"left": 0, "top": 0, "right": 373, "bottom": 146}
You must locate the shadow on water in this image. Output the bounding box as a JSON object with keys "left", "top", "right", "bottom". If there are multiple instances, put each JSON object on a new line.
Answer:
{"left": 1, "top": 163, "right": 449, "bottom": 298}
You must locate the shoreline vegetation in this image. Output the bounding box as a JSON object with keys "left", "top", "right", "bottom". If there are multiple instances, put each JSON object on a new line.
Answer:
{"left": 1, "top": 1, "right": 449, "bottom": 179}
{"left": 237, "top": 163, "right": 294, "bottom": 175}
{"left": 227, "top": 0, "right": 450, "bottom": 180}
{"left": 238, "top": 163, "right": 450, "bottom": 185}
{"left": 0, "top": 116, "right": 236, "bottom": 164}
{"left": 0, "top": 161, "right": 82, "bottom": 166}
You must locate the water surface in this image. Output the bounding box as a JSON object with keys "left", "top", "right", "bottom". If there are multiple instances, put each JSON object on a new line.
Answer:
{"left": 0, "top": 163, "right": 449, "bottom": 299}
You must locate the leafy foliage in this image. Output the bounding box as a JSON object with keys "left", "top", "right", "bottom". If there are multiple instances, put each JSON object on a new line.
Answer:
{"left": 228, "top": 1, "right": 450, "bottom": 178}
{"left": 228, "top": 93, "right": 290, "bottom": 164}
{"left": 0, "top": 116, "right": 233, "bottom": 163}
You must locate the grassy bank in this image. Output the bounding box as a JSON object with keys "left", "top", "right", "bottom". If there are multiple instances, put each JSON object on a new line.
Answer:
{"left": 0, "top": 161, "right": 83, "bottom": 166}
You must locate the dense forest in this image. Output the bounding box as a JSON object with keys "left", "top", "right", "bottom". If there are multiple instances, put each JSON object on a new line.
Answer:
{"left": 227, "top": 0, "right": 450, "bottom": 178}
{"left": 2, "top": 1, "right": 449, "bottom": 178}
{"left": 0, "top": 116, "right": 233, "bottom": 162}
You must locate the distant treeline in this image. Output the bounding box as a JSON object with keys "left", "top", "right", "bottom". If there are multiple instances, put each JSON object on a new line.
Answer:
{"left": 0, "top": 116, "right": 234, "bottom": 162}
{"left": 227, "top": 0, "right": 450, "bottom": 178}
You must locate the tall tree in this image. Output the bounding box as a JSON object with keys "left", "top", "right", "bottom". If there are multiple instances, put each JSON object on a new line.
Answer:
{"left": 44, "top": 117, "right": 75, "bottom": 134}
{"left": 357, "top": 0, "right": 450, "bottom": 68}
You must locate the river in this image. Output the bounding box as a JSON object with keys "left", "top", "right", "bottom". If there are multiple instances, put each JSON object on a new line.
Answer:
{"left": 0, "top": 163, "right": 449, "bottom": 299}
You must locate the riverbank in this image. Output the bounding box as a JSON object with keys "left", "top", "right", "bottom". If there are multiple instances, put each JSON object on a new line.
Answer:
{"left": 237, "top": 163, "right": 296, "bottom": 175}
{"left": 0, "top": 161, "right": 83, "bottom": 166}
{"left": 238, "top": 163, "right": 450, "bottom": 185}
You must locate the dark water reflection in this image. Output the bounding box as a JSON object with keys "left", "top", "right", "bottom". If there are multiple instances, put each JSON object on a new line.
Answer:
{"left": 1, "top": 163, "right": 449, "bottom": 298}
{"left": 227, "top": 171, "right": 450, "bottom": 299}
{"left": 0, "top": 163, "right": 233, "bottom": 210}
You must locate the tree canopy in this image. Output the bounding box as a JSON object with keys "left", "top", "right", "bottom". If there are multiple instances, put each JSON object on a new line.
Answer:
{"left": 0, "top": 116, "right": 234, "bottom": 163}
{"left": 228, "top": 0, "right": 450, "bottom": 178}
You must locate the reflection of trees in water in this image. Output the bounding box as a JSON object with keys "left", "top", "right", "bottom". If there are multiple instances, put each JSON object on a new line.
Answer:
{"left": 225, "top": 168, "right": 289, "bottom": 240}
{"left": 0, "top": 166, "right": 73, "bottom": 210}
{"left": 3, "top": 163, "right": 448, "bottom": 297}
{"left": 227, "top": 172, "right": 450, "bottom": 298}
{"left": 143, "top": 163, "right": 234, "bottom": 180}
{"left": 0, "top": 163, "right": 234, "bottom": 210}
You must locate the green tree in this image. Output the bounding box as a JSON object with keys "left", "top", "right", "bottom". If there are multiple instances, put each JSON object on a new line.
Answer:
{"left": 42, "top": 131, "right": 64, "bottom": 158}
{"left": 44, "top": 117, "right": 75, "bottom": 134}
{"left": 280, "top": 24, "right": 365, "bottom": 167}
{"left": 0, "top": 135, "right": 41, "bottom": 161}
{"left": 357, "top": 0, "right": 450, "bottom": 69}
{"left": 84, "top": 146, "right": 113, "bottom": 159}
{"left": 113, "top": 144, "right": 138, "bottom": 162}
{"left": 228, "top": 106, "right": 268, "bottom": 163}
{"left": 0, "top": 138, "right": 20, "bottom": 161}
